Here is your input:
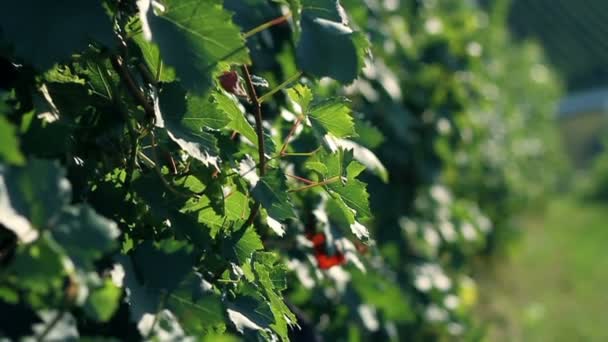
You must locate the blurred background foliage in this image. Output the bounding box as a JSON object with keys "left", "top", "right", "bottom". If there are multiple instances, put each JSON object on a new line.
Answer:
{"left": 290, "top": 0, "right": 565, "bottom": 339}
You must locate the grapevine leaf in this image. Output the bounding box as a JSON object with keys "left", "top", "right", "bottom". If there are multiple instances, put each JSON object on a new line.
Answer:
{"left": 182, "top": 190, "right": 250, "bottom": 238}
{"left": 221, "top": 226, "right": 264, "bottom": 265}
{"left": 252, "top": 252, "right": 288, "bottom": 291}
{"left": 0, "top": 1, "right": 114, "bottom": 70}
{"left": 51, "top": 205, "right": 120, "bottom": 269}
{"left": 145, "top": 0, "right": 250, "bottom": 93}
{"left": 0, "top": 115, "right": 25, "bottom": 165}
{"left": 251, "top": 170, "right": 296, "bottom": 221}
{"left": 225, "top": 190, "right": 251, "bottom": 222}
{"left": 166, "top": 272, "right": 226, "bottom": 334}
{"left": 252, "top": 260, "right": 296, "bottom": 340}
{"left": 326, "top": 195, "right": 355, "bottom": 226}
{"left": 312, "top": 149, "right": 372, "bottom": 220}
{"left": 327, "top": 176, "right": 371, "bottom": 219}
{"left": 227, "top": 296, "right": 273, "bottom": 335}
{"left": 132, "top": 34, "right": 177, "bottom": 82}
{"left": 170, "top": 211, "right": 213, "bottom": 249}
{"left": 0, "top": 160, "right": 71, "bottom": 243}
{"left": 214, "top": 92, "right": 257, "bottom": 145}
{"left": 190, "top": 197, "right": 227, "bottom": 238}
{"left": 8, "top": 235, "right": 65, "bottom": 296}
{"left": 286, "top": 84, "right": 313, "bottom": 114}
{"left": 131, "top": 240, "right": 195, "bottom": 292}
{"left": 84, "top": 280, "right": 122, "bottom": 322}
{"left": 160, "top": 83, "right": 230, "bottom": 130}
{"left": 119, "top": 255, "right": 160, "bottom": 323}
{"left": 296, "top": 0, "right": 368, "bottom": 83}
{"left": 333, "top": 138, "right": 388, "bottom": 182}
{"left": 159, "top": 83, "right": 227, "bottom": 167}
{"left": 309, "top": 97, "right": 356, "bottom": 138}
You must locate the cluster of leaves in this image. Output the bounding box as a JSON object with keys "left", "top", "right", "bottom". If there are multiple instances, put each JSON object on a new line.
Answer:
{"left": 0, "top": 0, "right": 562, "bottom": 341}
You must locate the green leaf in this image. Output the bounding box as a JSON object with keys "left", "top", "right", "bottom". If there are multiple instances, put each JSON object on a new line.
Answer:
{"left": 189, "top": 196, "right": 227, "bottom": 238}
{"left": 221, "top": 226, "right": 263, "bottom": 265}
{"left": 166, "top": 272, "right": 226, "bottom": 334}
{"left": 145, "top": 0, "right": 250, "bottom": 93}
{"left": 0, "top": 160, "right": 71, "bottom": 242}
{"left": 327, "top": 176, "right": 371, "bottom": 219}
{"left": 84, "top": 280, "right": 122, "bottom": 322}
{"left": 132, "top": 33, "right": 177, "bottom": 83}
{"left": 296, "top": 0, "right": 368, "bottom": 83}
{"left": 0, "top": 115, "right": 25, "bottom": 165}
{"left": 309, "top": 97, "right": 356, "bottom": 138}
{"left": 8, "top": 234, "right": 65, "bottom": 297}
{"left": 304, "top": 161, "right": 328, "bottom": 177}
{"left": 160, "top": 83, "right": 230, "bottom": 130}
{"left": 225, "top": 190, "right": 251, "bottom": 222}
{"left": 214, "top": 92, "right": 257, "bottom": 144}
{"left": 251, "top": 170, "right": 296, "bottom": 221}
{"left": 335, "top": 139, "right": 389, "bottom": 183}
{"left": 0, "top": 1, "right": 114, "bottom": 70}
{"left": 252, "top": 259, "right": 296, "bottom": 340}
{"left": 170, "top": 211, "right": 213, "bottom": 249}
{"left": 52, "top": 205, "right": 120, "bottom": 269}
{"left": 252, "top": 252, "right": 287, "bottom": 291}
{"left": 286, "top": 84, "right": 313, "bottom": 114}
{"left": 226, "top": 294, "right": 274, "bottom": 336}
{"left": 131, "top": 240, "right": 194, "bottom": 292}
{"left": 312, "top": 149, "right": 372, "bottom": 219}
{"left": 159, "top": 83, "right": 228, "bottom": 167}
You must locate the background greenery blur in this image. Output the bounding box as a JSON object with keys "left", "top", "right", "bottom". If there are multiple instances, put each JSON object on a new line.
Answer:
{"left": 476, "top": 0, "right": 608, "bottom": 340}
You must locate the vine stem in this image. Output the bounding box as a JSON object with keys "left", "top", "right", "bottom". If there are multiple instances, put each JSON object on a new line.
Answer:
{"left": 110, "top": 55, "right": 155, "bottom": 120}
{"left": 279, "top": 116, "right": 302, "bottom": 156}
{"left": 240, "top": 65, "right": 266, "bottom": 176}
{"left": 258, "top": 71, "right": 303, "bottom": 103}
{"left": 243, "top": 12, "right": 292, "bottom": 39}
{"left": 240, "top": 65, "right": 266, "bottom": 227}
{"left": 286, "top": 173, "right": 315, "bottom": 184}
{"left": 287, "top": 176, "right": 341, "bottom": 193}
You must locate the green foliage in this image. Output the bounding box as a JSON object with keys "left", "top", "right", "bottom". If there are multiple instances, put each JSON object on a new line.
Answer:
{"left": 0, "top": 0, "right": 561, "bottom": 341}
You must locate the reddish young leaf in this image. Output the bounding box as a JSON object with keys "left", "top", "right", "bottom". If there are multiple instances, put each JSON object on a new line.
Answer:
{"left": 219, "top": 71, "right": 248, "bottom": 97}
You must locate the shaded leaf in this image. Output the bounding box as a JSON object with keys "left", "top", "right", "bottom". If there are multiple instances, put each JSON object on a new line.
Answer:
{"left": 0, "top": 160, "right": 71, "bottom": 243}
{"left": 296, "top": 0, "right": 368, "bottom": 83}
{"left": 221, "top": 226, "right": 264, "bottom": 265}
{"left": 251, "top": 170, "right": 296, "bottom": 221}
{"left": 0, "top": 1, "right": 113, "bottom": 70}
{"left": 52, "top": 205, "right": 120, "bottom": 269}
